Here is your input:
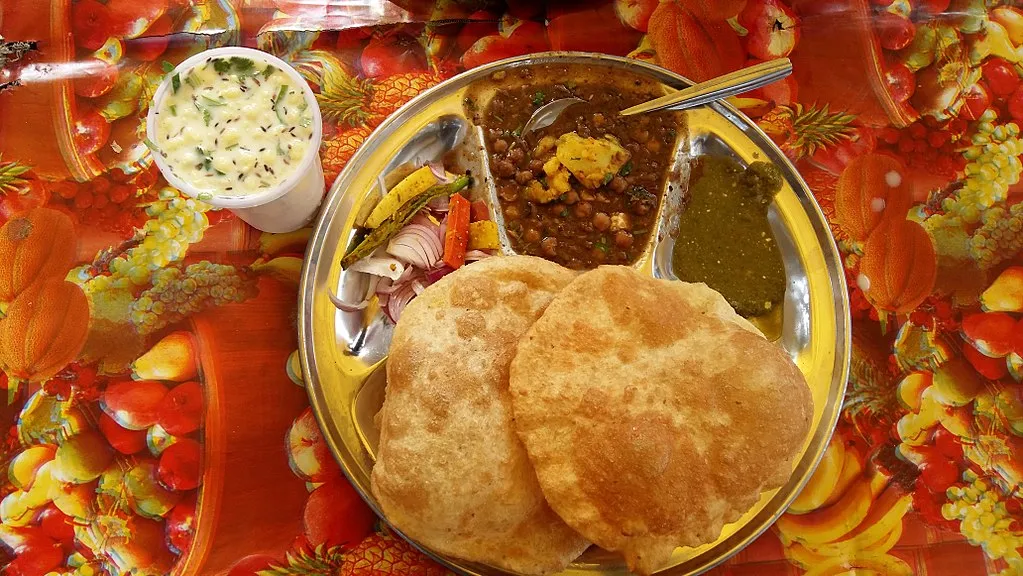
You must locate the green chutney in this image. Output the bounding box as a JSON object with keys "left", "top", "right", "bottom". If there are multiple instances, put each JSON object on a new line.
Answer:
{"left": 671, "top": 156, "right": 786, "bottom": 317}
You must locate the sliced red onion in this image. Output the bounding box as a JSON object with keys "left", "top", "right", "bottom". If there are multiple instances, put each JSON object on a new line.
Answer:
{"left": 348, "top": 256, "right": 406, "bottom": 281}
{"left": 412, "top": 280, "right": 426, "bottom": 295}
{"left": 387, "top": 223, "right": 443, "bottom": 269}
{"left": 465, "top": 250, "right": 493, "bottom": 261}
{"left": 425, "top": 265, "right": 454, "bottom": 283}
{"left": 385, "top": 281, "right": 417, "bottom": 323}
{"left": 327, "top": 273, "right": 382, "bottom": 313}
{"left": 328, "top": 289, "right": 369, "bottom": 312}
{"left": 428, "top": 162, "right": 454, "bottom": 184}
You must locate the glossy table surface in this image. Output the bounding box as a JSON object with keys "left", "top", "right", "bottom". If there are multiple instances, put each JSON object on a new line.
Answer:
{"left": 0, "top": 1, "right": 1020, "bottom": 575}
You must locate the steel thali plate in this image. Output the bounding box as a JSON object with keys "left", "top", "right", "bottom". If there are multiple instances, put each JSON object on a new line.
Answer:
{"left": 298, "top": 52, "right": 851, "bottom": 576}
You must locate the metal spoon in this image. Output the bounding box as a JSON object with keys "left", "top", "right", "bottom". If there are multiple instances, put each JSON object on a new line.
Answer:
{"left": 620, "top": 58, "right": 792, "bottom": 116}
{"left": 382, "top": 114, "right": 468, "bottom": 174}
{"left": 521, "top": 58, "right": 792, "bottom": 135}
{"left": 521, "top": 97, "right": 586, "bottom": 136}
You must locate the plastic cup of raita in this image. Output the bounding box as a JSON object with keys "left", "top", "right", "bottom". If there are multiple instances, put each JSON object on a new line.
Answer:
{"left": 146, "top": 47, "right": 324, "bottom": 233}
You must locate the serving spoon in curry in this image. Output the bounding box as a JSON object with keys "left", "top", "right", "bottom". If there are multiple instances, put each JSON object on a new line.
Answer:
{"left": 521, "top": 58, "right": 793, "bottom": 136}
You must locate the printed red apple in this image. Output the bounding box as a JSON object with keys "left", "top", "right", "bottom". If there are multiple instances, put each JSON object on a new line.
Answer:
{"left": 983, "top": 57, "right": 1021, "bottom": 98}
{"left": 72, "top": 0, "right": 114, "bottom": 50}
{"left": 166, "top": 494, "right": 196, "bottom": 553}
{"left": 883, "top": 61, "right": 916, "bottom": 103}
{"left": 738, "top": 0, "right": 800, "bottom": 60}
{"left": 548, "top": 3, "right": 643, "bottom": 56}
{"left": 614, "top": 0, "right": 658, "bottom": 33}
{"left": 361, "top": 30, "right": 427, "bottom": 78}
{"left": 74, "top": 59, "right": 119, "bottom": 99}
{"left": 126, "top": 14, "right": 173, "bottom": 62}
{"left": 157, "top": 381, "right": 202, "bottom": 436}
{"left": 918, "top": 0, "right": 952, "bottom": 16}
{"left": 287, "top": 407, "right": 338, "bottom": 483}
{"left": 98, "top": 413, "right": 148, "bottom": 455}
{"left": 157, "top": 438, "right": 201, "bottom": 491}
{"left": 74, "top": 106, "right": 111, "bottom": 156}
{"left": 103, "top": 0, "right": 168, "bottom": 39}
{"left": 1009, "top": 84, "right": 1023, "bottom": 121}
{"left": 462, "top": 16, "right": 549, "bottom": 69}
{"left": 37, "top": 505, "right": 75, "bottom": 548}
{"left": 456, "top": 11, "right": 499, "bottom": 53}
{"left": 101, "top": 380, "right": 169, "bottom": 430}
{"left": 875, "top": 11, "right": 916, "bottom": 51}
{"left": 964, "top": 81, "right": 992, "bottom": 120}
{"left": 4, "top": 534, "right": 64, "bottom": 576}
{"left": 303, "top": 478, "right": 376, "bottom": 548}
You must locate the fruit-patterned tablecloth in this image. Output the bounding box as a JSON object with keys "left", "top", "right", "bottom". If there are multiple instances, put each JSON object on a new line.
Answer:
{"left": 0, "top": 0, "right": 1021, "bottom": 574}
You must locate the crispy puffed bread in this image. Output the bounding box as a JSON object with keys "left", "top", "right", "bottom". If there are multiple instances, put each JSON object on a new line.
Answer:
{"left": 371, "top": 255, "right": 590, "bottom": 575}
{"left": 509, "top": 266, "right": 813, "bottom": 575}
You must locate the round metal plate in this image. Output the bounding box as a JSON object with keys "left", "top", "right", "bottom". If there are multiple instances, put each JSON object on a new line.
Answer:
{"left": 299, "top": 52, "right": 851, "bottom": 576}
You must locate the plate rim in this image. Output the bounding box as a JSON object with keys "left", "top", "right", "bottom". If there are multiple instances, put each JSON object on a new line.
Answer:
{"left": 298, "top": 51, "right": 852, "bottom": 576}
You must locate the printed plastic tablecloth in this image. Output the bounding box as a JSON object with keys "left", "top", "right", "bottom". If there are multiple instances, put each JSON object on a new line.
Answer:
{"left": 1, "top": 0, "right": 1022, "bottom": 574}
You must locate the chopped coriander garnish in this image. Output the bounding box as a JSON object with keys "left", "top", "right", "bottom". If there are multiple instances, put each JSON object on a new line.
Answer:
{"left": 198, "top": 192, "right": 213, "bottom": 201}
{"left": 213, "top": 58, "right": 231, "bottom": 74}
{"left": 200, "top": 95, "right": 227, "bottom": 106}
{"left": 196, "top": 146, "right": 213, "bottom": 171}
{"left": 184, "top": 73, "right": 198, "bottom": 89}
{"left": 262, "top": 65, "right": 275, "bottom": 79}
{"left": 601, "top": 172, "right": 614, "bottom": 185}
{"left": 619, "top": 160, "right": 632, "bottom": 176}
{"left": 162, "top": 61, "right": 175, "bottom": 73}
{"left": 202, "top": 108, "right": 212, "bottom": 126}
{"left": 171, "top": 73, "right": 181, "bottom": 93}
{"left": 169, "top": 104, "right": 177, "bottom": 116}
{"left": 272, "top": 84, "right": 288, "bottom": 123}
{"left": 532, "top": 91, "right": 546, "bottom": 106}
{"left": 230, "top": 57, "right": 254, "bottom": 74}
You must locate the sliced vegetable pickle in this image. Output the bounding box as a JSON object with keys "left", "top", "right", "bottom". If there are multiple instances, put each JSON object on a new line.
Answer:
{"left": 341, "top": 176, "right": 469, "bottom": 269}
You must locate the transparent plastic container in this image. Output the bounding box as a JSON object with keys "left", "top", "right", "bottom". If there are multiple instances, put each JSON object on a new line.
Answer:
{"left": 147, "top": 47, "right": 325, "bottom": 233}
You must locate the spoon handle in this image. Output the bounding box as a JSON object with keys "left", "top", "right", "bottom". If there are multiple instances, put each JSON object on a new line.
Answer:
{"left": 619, "top": 58, "right": 793, "bottom": 116}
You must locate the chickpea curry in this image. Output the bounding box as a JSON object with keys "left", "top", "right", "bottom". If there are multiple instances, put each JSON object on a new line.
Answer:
{"left": 476, "top": 67, "right": 681, "bottom": 269}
